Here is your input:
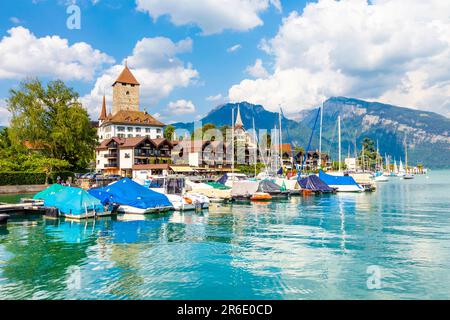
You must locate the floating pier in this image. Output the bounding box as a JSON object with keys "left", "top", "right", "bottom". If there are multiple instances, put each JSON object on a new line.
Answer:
{"left": 0, "top": 202, "right": 55, "bottom": 217}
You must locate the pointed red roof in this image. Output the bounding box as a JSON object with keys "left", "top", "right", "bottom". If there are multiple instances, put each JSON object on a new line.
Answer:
{"left": 99, "top": 95, "right": 107, "bottom": 120}
{"left": 113, "top": 65, "right": 140, "bottom": 86}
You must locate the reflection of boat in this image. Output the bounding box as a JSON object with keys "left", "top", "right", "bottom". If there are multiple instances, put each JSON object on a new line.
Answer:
{"left": 319, "top": 171, "right": 364, "bottom": 193}
{"left": 89, "top": 178, "right": 173, "bottom": 215}
{"left": 250, "top": 192, "right": 272, "bottom": 201}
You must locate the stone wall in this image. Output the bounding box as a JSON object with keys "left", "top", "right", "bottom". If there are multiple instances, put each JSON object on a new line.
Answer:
{"left": 0, "top": 184, "right": 48, "bottom": 195}
{"left": 112, "top": 82, "right": 139, "bottom": 114}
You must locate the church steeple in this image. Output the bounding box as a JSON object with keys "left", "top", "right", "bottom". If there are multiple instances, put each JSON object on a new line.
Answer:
{"left": 235, "top": 105, "right": 244, "bottom": 129}
{"left": 99, "top": 95, "right": 107, "bottom": 121}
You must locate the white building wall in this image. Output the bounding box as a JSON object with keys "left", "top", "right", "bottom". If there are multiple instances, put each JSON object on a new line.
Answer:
{"left": 98, "top": 124, "right": 163, "bottom": 142}
{"left": 96, "top": 150, "right": 109, "bottom": 171}
{"left": 119, "top": 148, "right": 133, "bottom": 169}
{"left": 188, "top": 153, "right": 200, "bottom": 167}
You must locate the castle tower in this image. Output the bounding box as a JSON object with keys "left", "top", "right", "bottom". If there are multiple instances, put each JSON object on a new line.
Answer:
{"left": 112, "top": 62, "right": 140, "bottom": 115}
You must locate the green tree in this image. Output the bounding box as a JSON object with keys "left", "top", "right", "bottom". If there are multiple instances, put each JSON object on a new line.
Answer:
{"left": 164, "top": 125, "right": 175, "bottom": 141}
{"left": 191, "top": 123, "right": 217, "bottom": 140}
{"left": 7, "top": 79, "right": 97, "bottom": 170}
{"left": 358, "top": 137, "right": 380, "bottom": 171}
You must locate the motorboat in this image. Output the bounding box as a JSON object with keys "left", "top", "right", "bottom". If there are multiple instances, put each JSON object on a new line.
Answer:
{"left": 43, "top": 186, "right": 112, "bottom": 220}
{"left": 89, "top": 178, "right": 173, "bottom": 215}
{"left": 319, "top": 171, "right": 364, "bottom": 193}
{"left": 250, "top": 192, "right": 272, "bottom": 201}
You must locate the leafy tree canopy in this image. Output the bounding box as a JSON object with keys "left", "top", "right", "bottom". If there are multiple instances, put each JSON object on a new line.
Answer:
{"left": 7, "top": 78, "right": 97, "bottom": 170}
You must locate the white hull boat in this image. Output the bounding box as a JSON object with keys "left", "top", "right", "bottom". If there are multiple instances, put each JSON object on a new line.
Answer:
{"left": 328, "top": 184, "right": 364, "bottom": 193}
{"left": 117, "top": 205, "right": 173, "bottom": 215}
{"left": 166, "top": 194, "right": 196, "bottom": 211}
{"left": 185, "top": 193, "right": 210, "bottom": 210}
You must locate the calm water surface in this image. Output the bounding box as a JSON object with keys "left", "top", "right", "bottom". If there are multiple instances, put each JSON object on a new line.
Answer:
{"left": 1, "top": 171, "right": 450, "bottom": 300}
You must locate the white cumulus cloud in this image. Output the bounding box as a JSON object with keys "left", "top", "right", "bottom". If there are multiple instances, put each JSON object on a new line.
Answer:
{"left": 166, "top": 99, "right": 196, "bottom": 115}
{"left": 136, "top": 0, "right": 282, "bottom": 35}
{"left": 229, "top": 0, "right": 450, "bottom": 116}
{"left": 245, "top": 59, "right": 269, "bottom": 78}
{"left": 0, "top": 99, "right": 11, "bottom": 127}
{"left": 206, "top": 94, "right": 223, "bottom": 102}
{"left": 0, "top": 27, "right": 114, "bottom": 81}
{"left": 82, "top": 37, "right": 199, "bottom": 119}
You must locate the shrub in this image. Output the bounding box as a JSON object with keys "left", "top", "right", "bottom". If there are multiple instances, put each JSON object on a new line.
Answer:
{"left": 0, "top": 171, "right": 75, "bottom": 185}
{"left": 0, "top": 172, "right": 46, "bottom": 186}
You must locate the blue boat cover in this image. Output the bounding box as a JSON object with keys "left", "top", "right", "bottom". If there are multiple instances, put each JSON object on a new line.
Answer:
{"left": 217, "top": 174, "right": 228, "bottom": 185}
{"left": 318, "top": 170, "right": 360, "bottom": 186}
{"left": 44, "top": 187, "right": 104, "bottom": 215}
{"left": 88, "top": 178, "right": 172, "bottom": 209}
{"left": 33, "top": 184, "right": 66, "bottom": 200}
{"left": 298, "top": 175, "right": 335, "bottom": 193}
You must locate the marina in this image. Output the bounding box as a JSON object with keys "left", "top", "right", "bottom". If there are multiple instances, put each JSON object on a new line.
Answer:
{"left": 0, "top": 171, "right": 448, "bottom": 299}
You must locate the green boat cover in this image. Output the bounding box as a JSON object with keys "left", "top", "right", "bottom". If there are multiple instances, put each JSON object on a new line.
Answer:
{"left": 206, "top": 182, "right": 231, "bottom": 190}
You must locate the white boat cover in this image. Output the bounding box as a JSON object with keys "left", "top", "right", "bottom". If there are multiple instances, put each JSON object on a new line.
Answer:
{"left": 231, "top": 181, "right": 260, "bottom": 197}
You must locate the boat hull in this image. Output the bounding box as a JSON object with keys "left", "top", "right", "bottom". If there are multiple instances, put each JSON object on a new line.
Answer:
{"left": 329, "top": 185, "right": 364, "bottom": 193}
{"left": 117, "top": 205, "right": 173, "bottom": 215}
{"left": 63, "top": 211, "right": 113, "bottom": 220}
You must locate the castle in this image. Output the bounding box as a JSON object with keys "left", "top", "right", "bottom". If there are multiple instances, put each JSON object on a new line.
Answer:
{"left": 97, "top": 63, "right": 165, "bottom": 141}
{"left": 95, "top": 64, "right": 172, "bottom": 177}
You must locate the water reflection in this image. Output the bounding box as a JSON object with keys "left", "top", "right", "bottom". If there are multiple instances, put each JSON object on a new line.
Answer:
{"left": 1, "top": 172, "right": 450, "bottom": 299}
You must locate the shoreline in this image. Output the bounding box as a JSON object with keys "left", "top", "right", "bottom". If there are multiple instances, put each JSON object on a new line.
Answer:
{"left": 0, "top": 184, "right": 47, "bottom": 195}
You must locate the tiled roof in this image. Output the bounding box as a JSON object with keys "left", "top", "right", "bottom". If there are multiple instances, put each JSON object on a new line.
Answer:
{"left": 113, "top": 66, "right": 140, "bottom": 86}
{"left": 273, "top": 143, "right": 292, "bottom": 153}
{"left": 96, "top": 137, "right": 172, "bottom": 150}
{"left": 103, "top": 110, "right": 165, "bottom": 127}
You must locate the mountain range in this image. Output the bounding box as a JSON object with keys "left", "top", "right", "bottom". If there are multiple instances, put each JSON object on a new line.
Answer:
{"left": 172, "top": 97, "right": 450, "bottom": 168}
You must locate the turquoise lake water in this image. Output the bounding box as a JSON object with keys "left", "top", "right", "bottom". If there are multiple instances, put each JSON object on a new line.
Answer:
{"left": 1, "top": 171, "right": 450, "bottom": 300}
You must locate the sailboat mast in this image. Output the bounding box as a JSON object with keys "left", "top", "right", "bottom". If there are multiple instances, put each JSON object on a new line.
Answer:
{"left": 231, "top": 106, "right": 235, "bottom": 174}
{"left": 319, "top": 102, "right": 323, "bottom": 169}
{"left": 405, "top": 137, "right": 408, "bottom": 173}
{"left": 253, "top": 117, "right": 257, "bottom": 177}
{"left": 279, "top": 109, "right": 283, "bottom": 172}
{"left": 338, "top": 115, "right": 341, "bottom": 172}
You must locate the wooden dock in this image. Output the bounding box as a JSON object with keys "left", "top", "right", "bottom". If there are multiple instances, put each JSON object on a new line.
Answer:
{"left": 0, "top": 202, "right": 48, "bottom": 215}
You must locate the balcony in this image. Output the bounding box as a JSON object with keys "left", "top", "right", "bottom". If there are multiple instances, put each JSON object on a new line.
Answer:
{"left": 104, "top": 153, "right": 118, "bottom": 158}
{"left": 105, "top": 162, "right": 118, "bottom": 168}
{"left": 134, "top": 150, "right": 154, "bottom": 157}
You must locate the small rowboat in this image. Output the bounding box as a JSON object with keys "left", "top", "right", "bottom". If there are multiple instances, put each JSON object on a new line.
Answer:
{"left": 250, "top": 192, "right": 272, "bottom": 201}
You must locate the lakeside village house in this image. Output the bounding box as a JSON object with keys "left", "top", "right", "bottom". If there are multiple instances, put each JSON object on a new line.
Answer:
{"left": 95, "top": 65, "right": 331, "bottom": 178}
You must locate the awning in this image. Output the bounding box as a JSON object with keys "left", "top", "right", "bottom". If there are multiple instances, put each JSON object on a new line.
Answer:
{"left": 132, "top": 164, "right": 170, "bottom": 170}
{"left": 170, "top": 166, "right": 194, "bottom": 173}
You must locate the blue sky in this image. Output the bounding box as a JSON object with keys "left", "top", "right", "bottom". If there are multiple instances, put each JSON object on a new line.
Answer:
{"left": 1, "top": 0, "right": 450, "bottom": 125}
{"left": 0, "top": 0, "right": 307, "bottom": 124}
